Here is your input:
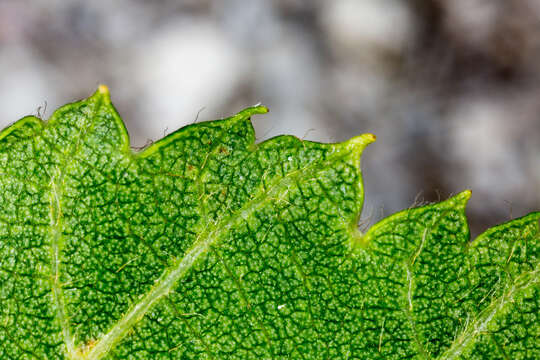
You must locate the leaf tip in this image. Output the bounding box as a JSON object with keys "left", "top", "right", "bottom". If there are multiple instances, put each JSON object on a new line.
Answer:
{"left": 441, "top": 190, "right": 471, "bottom": 213}
{"left": 346, "top": 133, "right": 376, "bottom": 150}
{"left": 457, "top": 189, "right": 472, "bottom": 205}
{"left": 253, "top": 104, "right": 269, "bottom": 114}
{"left": 98, "top": 84, "right": 110, "bottom": 95}
{"left": 235, "top": 104, "right": 269, "bottom": 119}
{"left": 94, "top": 84, "right": 111, "bottom": 102}
{"left": 365, "top": 133, "right": 377, "bottom": 143}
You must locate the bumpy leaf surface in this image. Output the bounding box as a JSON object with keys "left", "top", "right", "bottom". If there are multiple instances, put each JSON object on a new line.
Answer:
{"left": 0, "top": 87, "right": 538, "bottom": 359}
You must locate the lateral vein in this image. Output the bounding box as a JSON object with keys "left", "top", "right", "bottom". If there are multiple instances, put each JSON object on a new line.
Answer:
{"left": 437, "top": 267, "right": 539, "bottom": 360}
{"left": 84, "top": 147, "right": 355, "bottom": 360}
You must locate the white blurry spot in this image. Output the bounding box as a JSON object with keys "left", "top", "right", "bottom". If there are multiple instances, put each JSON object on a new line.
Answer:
{"left": 525, "top": 0, "right": 540, "bottom": 17}
{"left": 321, "top": 0, "right": 414, "bottom": 57}
{"left": 277, "top": 304, "right": 286, "bottom": 310}
{"left": 0, "top": 46, "right": 60, "bottom": 127}
{"left": 251, "top": 29, "right": 326, "bottom": 142}
{"left": 131, "top": 21, "right": 246, "bottom": 145}
{"left": 328, "top": 64, "right": 390, "bottom": 120}
{"left": 449, "top": 97, "right": 528, "bottom": 209}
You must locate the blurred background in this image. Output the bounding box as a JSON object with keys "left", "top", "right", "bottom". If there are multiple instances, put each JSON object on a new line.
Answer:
{"left": 0, "top": 0, "right": 539, "bottom": 235}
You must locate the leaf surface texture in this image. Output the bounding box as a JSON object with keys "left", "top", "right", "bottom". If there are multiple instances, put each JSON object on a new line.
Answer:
{"left": 0, "top": 88, "right": 538, "bottom": 359}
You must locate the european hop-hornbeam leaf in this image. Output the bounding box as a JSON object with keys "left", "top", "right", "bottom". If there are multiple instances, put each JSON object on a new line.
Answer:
{"left": 0, "top": 86, "right": 538, "bottom": 359}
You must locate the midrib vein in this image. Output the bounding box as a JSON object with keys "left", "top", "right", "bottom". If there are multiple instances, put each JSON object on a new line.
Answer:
{"left": 84, "top": 148, "right": 356, "bottom": 360}
{"left": 437, "top": 266, "right": 539, "bottom": 360}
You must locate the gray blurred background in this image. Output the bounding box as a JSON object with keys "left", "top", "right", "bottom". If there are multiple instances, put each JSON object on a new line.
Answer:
{"left": 1, "top": 0, "right": 539, "bottom": 236}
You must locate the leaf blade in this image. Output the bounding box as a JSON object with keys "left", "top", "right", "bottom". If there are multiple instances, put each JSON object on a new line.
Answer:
{"left": 0, "top": 89, "right": 537, "bottom": 359}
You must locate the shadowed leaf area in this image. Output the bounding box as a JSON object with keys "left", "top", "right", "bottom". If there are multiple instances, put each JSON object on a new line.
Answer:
{"left": 0, "top": 87, "right": 538, "bottom": 359}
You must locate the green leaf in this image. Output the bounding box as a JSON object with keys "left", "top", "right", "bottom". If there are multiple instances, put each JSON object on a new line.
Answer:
{"left": 0, "top": 87, "right": 538, "bottom": 359}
